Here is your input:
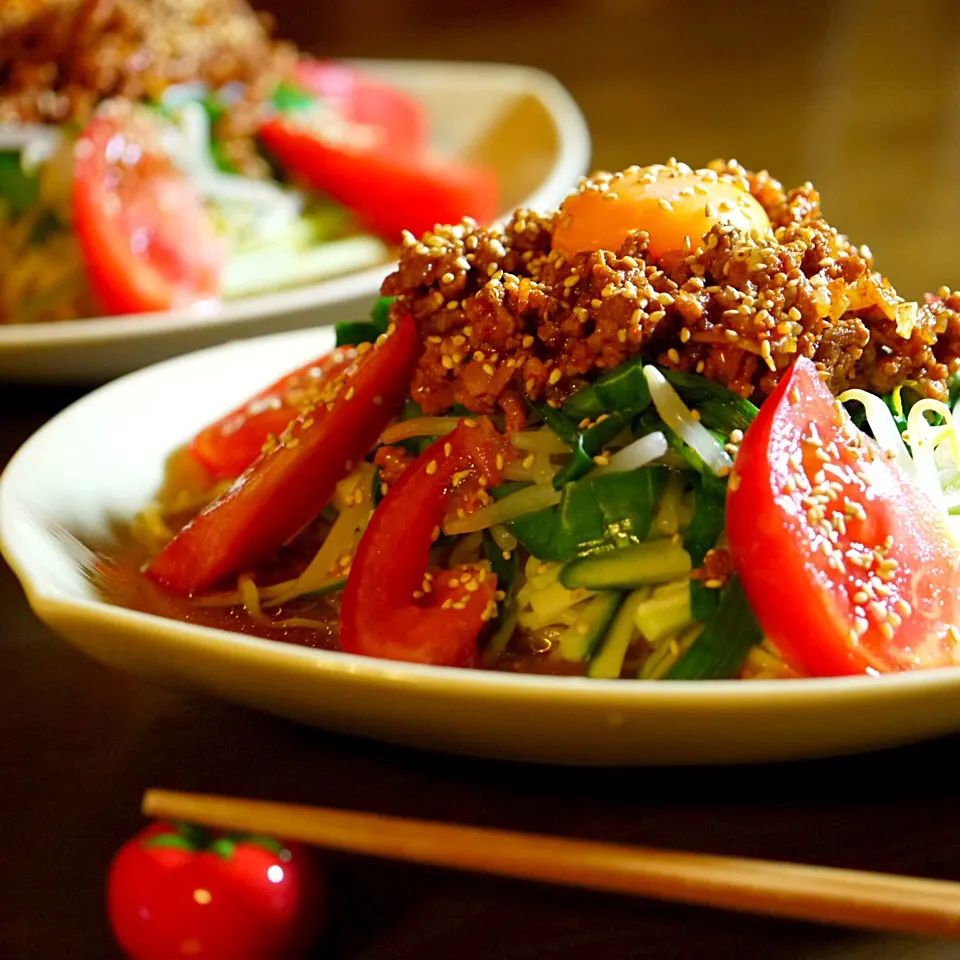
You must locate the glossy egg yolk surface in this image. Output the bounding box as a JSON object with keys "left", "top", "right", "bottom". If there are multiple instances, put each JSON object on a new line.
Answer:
{"left": 551, "top": 167, "right": 772, "bottom": 265}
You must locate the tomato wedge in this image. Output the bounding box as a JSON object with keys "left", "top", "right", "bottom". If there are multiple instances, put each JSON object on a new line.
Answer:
{"left": 340, "top": 421, "right": 498, "bottom": 666}
{"left": 148, "top": 315, "right": 419, "bottom": 594}
{"left": 293, "top": 59, "right": 428, "bottom": 157}
{"left": 259, "top": 117, "right": 500, "bottom": 242}
{"left": 72, "top": 106, "right": 225, "bottom": 316}
{"left": 727, "top": 356, "right": 960, "bottom": 676}
{"left": 189, "top": 348, "right": 358, "bottom": 480}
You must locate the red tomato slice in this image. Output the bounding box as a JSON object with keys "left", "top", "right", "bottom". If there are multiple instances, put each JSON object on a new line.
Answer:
{"left": 259, "top": 116, "right": 500, "bottom": 241}
{"left": 293, "top": 59, "right": 428, "bottom": 157}
{"left": 148, "top": 315, "right": 419, "bottom": 594}
{"left": 72, "top": 106, "right": 225, "bottom": 316}
{"left": 727, "top": 356, "right": 960, "bottom": 676}
{"left": 189, "top": 348, "right": 358, "bottom": 480}
{"left": 340, "top": 421, "right": 498, "bottom": 666}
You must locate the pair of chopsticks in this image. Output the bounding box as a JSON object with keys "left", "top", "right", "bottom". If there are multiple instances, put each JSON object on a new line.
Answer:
{"left": 144, "top": 789, "right": 960, "bottom": 939}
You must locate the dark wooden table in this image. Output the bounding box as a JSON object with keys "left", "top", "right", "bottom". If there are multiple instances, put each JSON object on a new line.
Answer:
{"left": 6, "top": 0, "right": 960, "bottom": 956}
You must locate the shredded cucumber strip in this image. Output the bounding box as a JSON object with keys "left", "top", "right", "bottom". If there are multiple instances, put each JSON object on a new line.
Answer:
{"left": 634, "top": 580, "right": 694, "bottom": 644}
{"left": 588, "top": 588, "right": 649, "bottom": 679}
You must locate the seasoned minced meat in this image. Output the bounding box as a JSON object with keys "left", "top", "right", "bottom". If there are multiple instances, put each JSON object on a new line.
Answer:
{"left": 382, "top": 159, "right": 960, "bottom": 421}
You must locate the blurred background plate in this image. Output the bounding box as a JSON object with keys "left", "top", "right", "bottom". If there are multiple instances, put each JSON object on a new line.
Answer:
{"left": 0, "top": 59, "right": 590, "bottom": 385}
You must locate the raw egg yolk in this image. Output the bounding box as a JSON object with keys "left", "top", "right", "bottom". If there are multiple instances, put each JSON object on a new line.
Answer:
{"left": 551, "top": 168, "right": 772, "bottom": 264}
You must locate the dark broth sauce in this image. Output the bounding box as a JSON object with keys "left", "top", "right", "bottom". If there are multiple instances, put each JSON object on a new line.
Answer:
{"left": 95, "top": 531, "right": 588, "bottom": 677}
{"left": 93, "top": 449, "right": 598, "bottom": 675}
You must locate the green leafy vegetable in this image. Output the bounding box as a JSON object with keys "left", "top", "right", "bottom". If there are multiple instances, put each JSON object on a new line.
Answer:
{"left": 660, "top": 368, "right": 758, "bottom": 435}
{"left": 0, "top": 151, "right": 39, "bottom": 217}
{"left": 497, "top": 467, "right": 669, "bottom": 562}
{"left": 664, "top": 574, "right": 762, "bottom": 680}
{"left": 335, "top": 296, "right": 395, "bottom": 346}
{"left": 695, "top": 396, "right": 758, "bottom": 435}
{"left": 563, "top": 358, "right": 651, "bottom": 421}
{"left": 531, "top": 402, "right": 627, "bottom": 488}
{"left": 683, "top": 476, "right": 726, "bottom": 620}
{"left": 272, "top": 81, "right": 318, "bottom": 114}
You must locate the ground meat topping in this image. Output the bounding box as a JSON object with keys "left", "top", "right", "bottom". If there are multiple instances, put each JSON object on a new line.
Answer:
{"left": 382, "top": 159, "right": 960, "bottom": 421}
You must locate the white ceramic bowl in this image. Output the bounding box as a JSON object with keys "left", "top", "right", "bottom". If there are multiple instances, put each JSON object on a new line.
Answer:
{"left": 7, "top": 328, "right": 960, "bottom": 765}
{"left": 0, "top": 59, "right": 590, "bottom": 384}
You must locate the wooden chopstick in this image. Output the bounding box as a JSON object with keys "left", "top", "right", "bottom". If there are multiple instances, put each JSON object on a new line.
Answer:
{"left": 144, "top": 788, "right": 960, "bottom": 938}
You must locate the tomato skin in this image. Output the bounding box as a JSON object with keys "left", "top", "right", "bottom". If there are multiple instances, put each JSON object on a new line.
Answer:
{"left": 148, "top": 316, "right": 419, "bottom": 594}
{"left": 72, "top": 109, "right": 225, "bottom": 316}
{"left": 727, "top": 357, "right": 960, "bottom": 677}
{"left": 107, "top": 822, "right": 322, "bottom": 960}
{"left": 293, "top": 59, "right": 428, "bottom": 157}
{"left": 340, "top": 421, "right": 498, "bottom": 666}
{"left": 189, "top": 348, "right": 358, "bottom": 480}
{"left": 259, "top": 117, "right": 499, "bottom": 241}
